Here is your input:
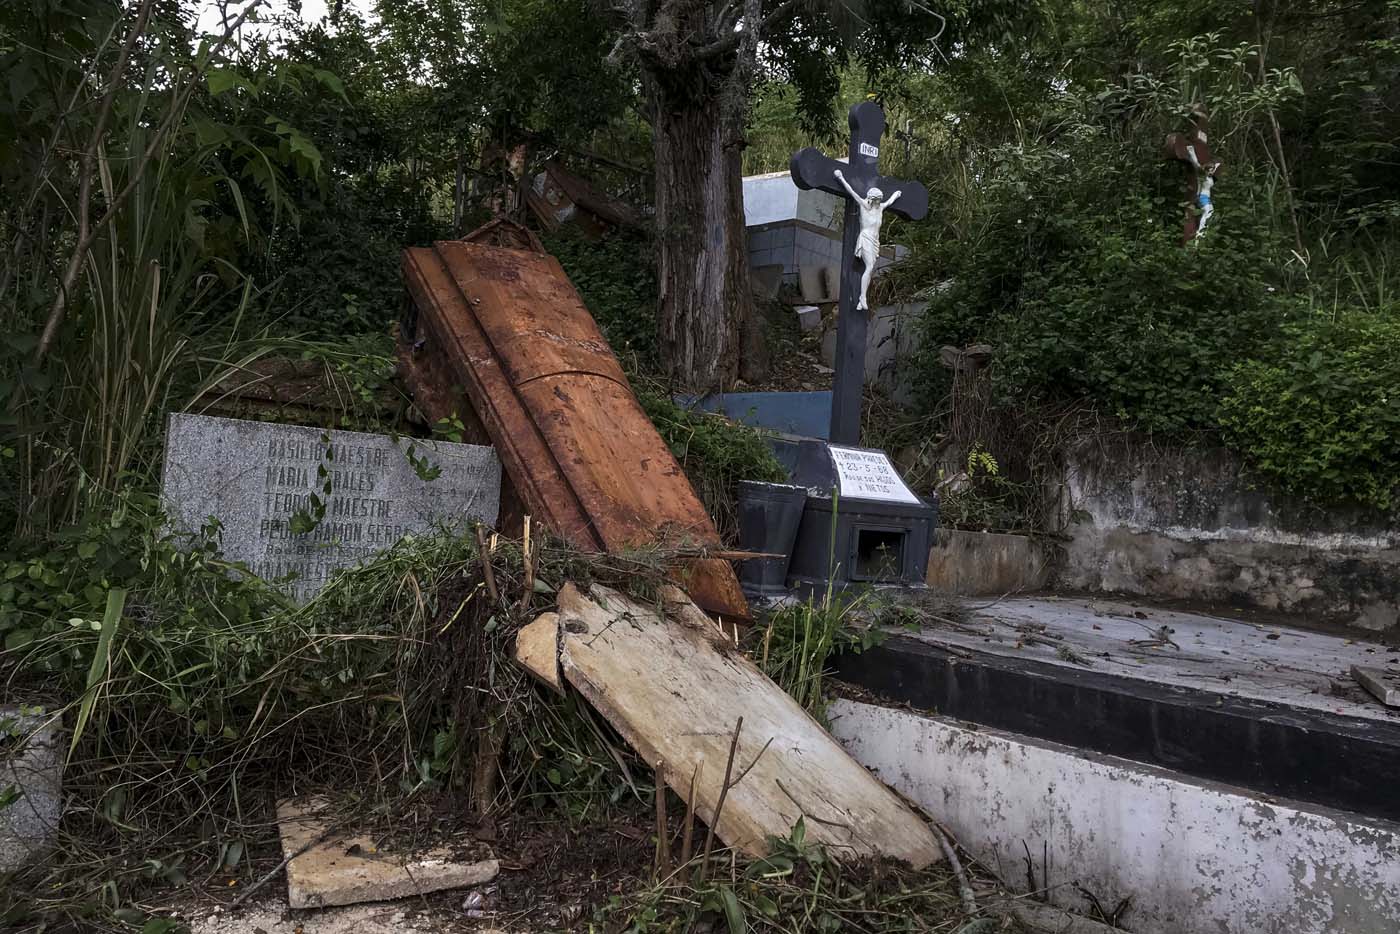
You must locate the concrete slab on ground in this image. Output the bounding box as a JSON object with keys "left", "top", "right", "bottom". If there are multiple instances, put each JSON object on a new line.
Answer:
{"left": 191, "top": 897, "right": 518, "bottom": 934}
{"left": 833, "top": 594, "right": 1400, "bottom": 819}
{"left": 924, "top": 595, "right": 1400, "bottom": 722}
{"left": 829, "top": 699, "right": 1400, "bottom": 934}
{"left": 278, "top": 797, "right": 498, "bottom": 909}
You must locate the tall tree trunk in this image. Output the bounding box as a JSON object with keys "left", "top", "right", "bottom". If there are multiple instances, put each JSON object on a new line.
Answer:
{"left": 651, "top": 85, "right": 753, "bottom": 392}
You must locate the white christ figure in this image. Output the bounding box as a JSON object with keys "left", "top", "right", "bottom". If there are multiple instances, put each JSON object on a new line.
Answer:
{"left": 1186, "top": 145, "right": 1220, "bottom": 240}
{"left": 834, "top": 168, "right": 901, "bottom": 310}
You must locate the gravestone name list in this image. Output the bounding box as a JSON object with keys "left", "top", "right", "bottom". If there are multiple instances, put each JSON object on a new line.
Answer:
{"left": 162, "top": 413, "right": 501, "bottom": 600}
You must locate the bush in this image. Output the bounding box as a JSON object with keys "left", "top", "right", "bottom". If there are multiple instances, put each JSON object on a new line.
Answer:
{"left": 1, "top": 502, "right": 665, "bottom": 925}
{"left": 1220, "top": 314, "right": 1400, "bottom": 511}
{"left": 906, "top": 136, "right": 1297, "bottom": 433}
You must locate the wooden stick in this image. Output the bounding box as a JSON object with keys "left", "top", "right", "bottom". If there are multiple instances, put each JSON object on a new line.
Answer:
{"left": 653, "top": 759, "right": 671, "bottom": 880}
{"left": 679, "top": 763, "right": 699, "bottom": 867}
{"left": 699, "top": 716, "right": 743, "bottom": 882}
{"left": 704, "top": 550, "right": 787, "bottom": 560}
{"left": 518, "top": 515, "right": 534, "bottom": 610}
{"left": 474, "top": 524, "right": 499, "bottom": 604}
{"left": 936, "top": 822, "right": 978, "bottom": 915}
{"left": 227, "top": 815, "right": 344, "bottom": 912}
{"left": 727, "top": 735, "right": 774, "bottom": 788}
{"left": 473, "top": 720, "right": 504, "bottom": 818}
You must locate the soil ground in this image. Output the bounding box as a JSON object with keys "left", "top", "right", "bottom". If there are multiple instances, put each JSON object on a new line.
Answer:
{"left": 181, "top": 813, "right": 656, "bottom": 933}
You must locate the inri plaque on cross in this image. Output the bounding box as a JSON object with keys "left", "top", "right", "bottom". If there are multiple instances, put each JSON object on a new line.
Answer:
{"left": 790, "top": 102, "right": 928, "bottom": 445}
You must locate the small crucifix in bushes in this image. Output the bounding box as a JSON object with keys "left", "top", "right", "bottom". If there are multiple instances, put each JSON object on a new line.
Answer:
{"left": 790, "top": 101, "right": 928, "bottom": 445}
{"left": 1166, "top": 106, "right": 1223, "bottom": 243}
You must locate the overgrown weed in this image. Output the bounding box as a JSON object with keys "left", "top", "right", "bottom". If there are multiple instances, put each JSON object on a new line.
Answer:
{"left": 600, "top": 819, "right": 992, "bottom": 933}
{"left": 0, "top": 510, "right": 675, "bottom": 929}
{"left": 755, "top": 593, "right": 883, "bottom": 718}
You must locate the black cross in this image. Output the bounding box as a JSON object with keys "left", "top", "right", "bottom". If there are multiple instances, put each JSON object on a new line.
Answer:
{"left": 790, "top": 102, "right": 928, "bottom": 445}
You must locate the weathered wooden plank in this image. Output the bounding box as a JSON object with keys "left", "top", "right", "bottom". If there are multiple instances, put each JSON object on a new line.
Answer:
{"left": 513, "top": 611, "right": 564, "bottom": 694}
{"left": 554, "top": 583, "right": 941, "bottom": 867}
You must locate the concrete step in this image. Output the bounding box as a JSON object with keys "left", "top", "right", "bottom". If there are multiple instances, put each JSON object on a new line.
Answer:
{"left": 834, "top": 595, "right": 1400, "bottom": 820}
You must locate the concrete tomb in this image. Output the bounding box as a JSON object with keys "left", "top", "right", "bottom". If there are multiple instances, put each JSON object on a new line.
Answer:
{"left": 161, "top": 413, "right": 501, "bottom": 601}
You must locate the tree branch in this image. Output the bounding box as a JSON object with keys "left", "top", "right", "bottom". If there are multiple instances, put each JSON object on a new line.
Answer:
{"left": 693, "top": 0, "right": 800, "bottom": 61}
{"left": 35, "top": 0, "right": 156, "bottom": 361}
{"left": 34, "top": 0, "right": 262, "bottom": 362}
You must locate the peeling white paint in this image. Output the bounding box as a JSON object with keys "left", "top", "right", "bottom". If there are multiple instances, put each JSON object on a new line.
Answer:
{"left": 829, "top": 700, "right": 1400, "bottom": 934}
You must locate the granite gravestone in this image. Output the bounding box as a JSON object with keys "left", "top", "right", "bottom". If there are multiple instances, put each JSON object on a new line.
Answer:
{"left": 162, "top": 414, "right": 501, "bottom": 601}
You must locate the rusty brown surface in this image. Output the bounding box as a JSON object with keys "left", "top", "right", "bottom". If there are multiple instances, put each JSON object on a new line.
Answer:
{"left": 400, "top": 238, "right": 749, "bottom": 621}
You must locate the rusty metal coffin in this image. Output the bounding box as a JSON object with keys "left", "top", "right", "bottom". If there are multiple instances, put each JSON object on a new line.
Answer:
{"left": 400, "top": 236, "right": 749, "bottom": 621}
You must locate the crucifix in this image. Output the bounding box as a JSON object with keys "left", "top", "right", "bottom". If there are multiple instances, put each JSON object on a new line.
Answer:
{"left": 790, "top": 102, "right": 928, "bottom": 446}
{"left": 1165, "top": 106, "right": 1223, "bottom": 243}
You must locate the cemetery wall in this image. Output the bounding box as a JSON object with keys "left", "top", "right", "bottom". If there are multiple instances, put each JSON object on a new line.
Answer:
{"left": 1055, "top": 441, "right": 1400, "bottom": 631}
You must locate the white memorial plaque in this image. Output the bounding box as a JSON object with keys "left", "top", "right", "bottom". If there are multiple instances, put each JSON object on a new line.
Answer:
{"left": 827, "top": 446, "right": 921, "bottom": 504}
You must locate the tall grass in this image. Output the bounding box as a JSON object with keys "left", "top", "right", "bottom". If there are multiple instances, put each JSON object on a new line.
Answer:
{"left": 0, "top": 522, "right": 665, "bottom": 926}
{"left": 754, "top": 496, "right": 887, "bottom": 716}
{"left": 1, "top": 1, "right": 282, "bottom": 537}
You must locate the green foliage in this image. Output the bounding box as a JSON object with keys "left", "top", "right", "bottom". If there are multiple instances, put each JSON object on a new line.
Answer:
{"left": 935, "top": 442, "right": 1033, "bottom": 533}
{"left": 470, "top": 0, "right": 635, "bottom": 150}
{"left": 907, "top": 131, "right": 1296, "bottom": 433}
{"left": 232, "top": 12, "right": 456, "bottom": 338}
{"left": 755, "top": 594, "right": 884, "bottom": 717}
{"left": 237, "top": 0, "right": 642, "bottom": 340}
{"left": 1220, "top": 314, "right": 1400, "bottom": 511}
{"left": 290, "top": 333, "right": 404, "bottom": 429}
{"left": 601, "top": 820, "right": 976, "bottom": 932}
{"left": 863, "top": 9, "right": 1400, "bottom": 509}
{"left": 1, "top": 504, "right": 669, "bottom": 923}
{"left": 635, "top": 387, "right": 788, "bottom": 540}
{"left": 0, "top": 491, "right": 286, "bottom": 677}
{"left": 0, "top": 0, "right": 316, "bottom": 535}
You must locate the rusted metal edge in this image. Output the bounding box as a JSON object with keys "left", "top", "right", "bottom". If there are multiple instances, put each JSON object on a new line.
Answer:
{"left": 401, "top": 248, "right": 604, "bottom": 551}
